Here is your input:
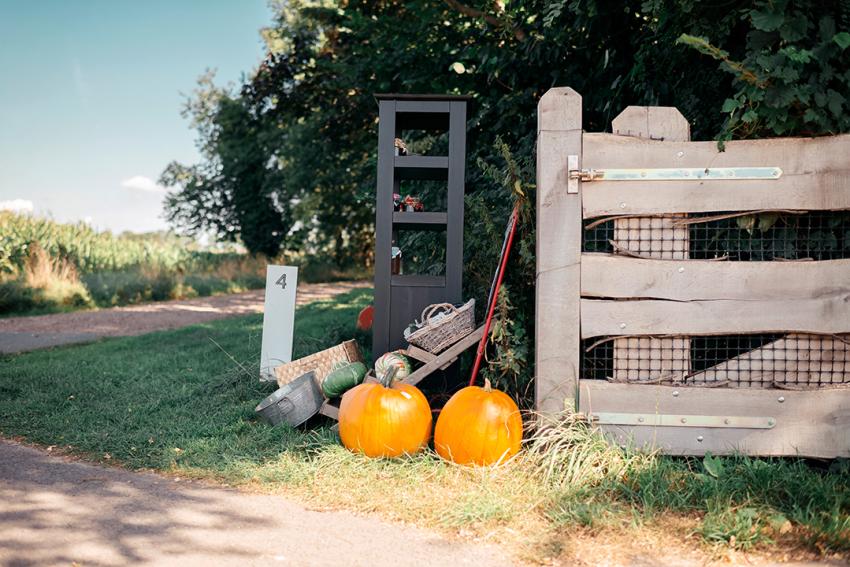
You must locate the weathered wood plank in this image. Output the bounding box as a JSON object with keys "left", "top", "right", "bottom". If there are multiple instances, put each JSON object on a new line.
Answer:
{"left": 402, "top": 325, "right": 483, "bottom": 387}
{"left": 581, "top": 255, "right": 850, "bottom": 301}
{"left": 609, "top": 107, "right": 691, "bottom": 383}
{"left": 611, "top": 106, "right": 691, "bottom": 142}
{"left": 578, "top": 380, "right": 850, "bottom": 458}
{"left": 582, "top": 133, "right": 850, "bottom": 217}
{"left": 581, "top": 297, "right": 850, "bottom": 338}
{"left": 686, "top": 334, "right": 850, "bottom": 387}
{"left": 405, "top": 345, "right": 436, "bottom": 363}
{"left": 535, "top": 87, "right": 583, "bottom": 414}
{"left": 319, "top": 401, "right": 340, "bottom": 420}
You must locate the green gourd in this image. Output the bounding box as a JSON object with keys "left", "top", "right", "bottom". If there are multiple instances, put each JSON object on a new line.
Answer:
{"left": 322, "top": 362, "right": 368, "bottom": 398}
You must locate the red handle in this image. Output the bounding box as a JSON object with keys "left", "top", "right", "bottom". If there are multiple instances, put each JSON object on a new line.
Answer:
{"left": 469, "top": 205, "right": 519, "bottom": 387}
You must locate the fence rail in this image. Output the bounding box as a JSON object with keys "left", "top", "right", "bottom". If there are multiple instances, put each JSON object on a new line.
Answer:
{"left": 582, "top": 133, "right": 850, "bottom": 217}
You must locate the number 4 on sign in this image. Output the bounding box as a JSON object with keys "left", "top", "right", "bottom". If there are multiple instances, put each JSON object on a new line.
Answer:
{"left": 276, "top": 273, "right": 288, "bottom": 289}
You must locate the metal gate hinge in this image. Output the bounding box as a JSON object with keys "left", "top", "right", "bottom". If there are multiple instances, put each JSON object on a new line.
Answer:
{"left": 588, "top": 412, "right": 776, "bottom": 429}
{"left": 567, "top": 166, "right": 782, "bottom": 183}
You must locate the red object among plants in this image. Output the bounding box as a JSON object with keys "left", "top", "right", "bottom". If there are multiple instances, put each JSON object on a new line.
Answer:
{"left": 356, "top": 305, "right": 374, "bottom": 330}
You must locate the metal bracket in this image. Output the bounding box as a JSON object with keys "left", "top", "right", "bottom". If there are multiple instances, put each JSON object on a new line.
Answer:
{"left": 567, "top": 155, "right": 579, "bottom": 193}
{"left": 589, "top": 412, "right": 776, "bottom": 429}
{"left": 568, "top": 166, "right": 782, "bottom": 182}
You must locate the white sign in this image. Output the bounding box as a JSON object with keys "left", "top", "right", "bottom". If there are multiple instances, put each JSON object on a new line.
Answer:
{"left": 260, "top": 265, "right": 298, "bottom": 381}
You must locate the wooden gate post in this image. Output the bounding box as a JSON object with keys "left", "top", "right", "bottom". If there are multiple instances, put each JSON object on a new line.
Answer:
{"left": 610, "top": 107, "right": 691, "bottom": 382}
{"left": 535, "top": 87, "right": 583, "bottom": 414}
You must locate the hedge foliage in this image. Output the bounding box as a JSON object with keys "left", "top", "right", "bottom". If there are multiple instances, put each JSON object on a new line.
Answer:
{"left": 162, "top": 0, "right": 850, "bottom": 403}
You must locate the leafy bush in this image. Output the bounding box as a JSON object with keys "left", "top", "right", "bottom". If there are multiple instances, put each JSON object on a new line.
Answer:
{"left": 161, "top": 0, "right": 849, "bottom": 403}
{"left": 678, "top": 0, "right": 850, "bottom": 142}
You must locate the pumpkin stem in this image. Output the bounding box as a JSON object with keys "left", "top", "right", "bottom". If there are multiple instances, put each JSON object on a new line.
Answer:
{"left": 483, "top": 378, "right": 492, "bottom": 392}
{"left": 380, "top": 366, "right": 399, "bottom": 388}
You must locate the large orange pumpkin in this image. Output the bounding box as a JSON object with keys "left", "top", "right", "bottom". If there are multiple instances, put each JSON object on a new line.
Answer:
{"left": 338, "top": 372, "right": 432, "bottom": 458}
{"left": 434, "top": 379, "right": 523, "bottom": 466}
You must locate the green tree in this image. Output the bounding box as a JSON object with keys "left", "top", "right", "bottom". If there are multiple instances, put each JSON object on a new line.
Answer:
{"left": 160, "top": 73, "right": 287, "bottom": 257}
{"left": 164, "top": 0, "right": 849, "bottom": 402}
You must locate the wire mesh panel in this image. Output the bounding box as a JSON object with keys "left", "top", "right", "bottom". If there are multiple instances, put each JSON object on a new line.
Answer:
{"left": 584, "top": 211, "right": 850, "bottom": 261}
{"left": 582, "top": 334, "right": 850, "bottom": 388}
{"left": 582, "top": 210, "right": 850, "bottom": 389}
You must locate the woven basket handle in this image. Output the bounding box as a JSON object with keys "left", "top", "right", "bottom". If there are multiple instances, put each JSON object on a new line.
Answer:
{"left": 420, "top": 302, "right": 457, "bottom": 324}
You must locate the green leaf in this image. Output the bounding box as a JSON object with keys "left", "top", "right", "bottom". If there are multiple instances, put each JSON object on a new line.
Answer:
{"left": 780, "top": 47, "right": 812, "bottom": 64}
{"left": 827, "top": 89, "right": 846, "bottom": 117}
{"left": 834, "top": 32, "right": 850, "bottom": 50}
{"left": 741, "top": 109, "right": 759, "bottom": 123}
{"left": 750, "top": 10, "right": 784, "bottom": 32}
{"left": 703, "top": 453, "right": 724, "bottom": 478}
{"left": 721, "top": 98, "right": 741, "bottom": 113}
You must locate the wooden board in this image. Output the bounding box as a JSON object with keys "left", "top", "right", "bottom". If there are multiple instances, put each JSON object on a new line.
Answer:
{"left": 578, "top": 380, "right": 850, "bottom": 458}
{"left": 686, "top": 334, "right": 850, "bottom": 387}
{"left": 581, "top": 133, "right": 850, "bottom": 217}
{"left": 608, "top": 106, "right": 691, "bottom": 383}
{"left": 581, "top": 297, "right": 850, "bottom": 338}
{"left": 401, "top": 325, "right": 484, "bottom": 387}
{"left": 535, "top": 87, "right": 583, "bottom": 414}
{"left": 318, "top": 401, "right": 339, "bottom": 420}
{"left": 581, "top": 255, "right": 850, "bottom": 301}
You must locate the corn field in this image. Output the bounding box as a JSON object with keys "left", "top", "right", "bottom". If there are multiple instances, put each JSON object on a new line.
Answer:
{"left": 0, "top": 212, "right": 268, "bottom": 315}
{"left": 0, "top": 211, "right": 243, "bottom": 275}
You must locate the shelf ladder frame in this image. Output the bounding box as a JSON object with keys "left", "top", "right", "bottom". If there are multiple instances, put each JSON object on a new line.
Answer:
{"left": 373, "top": 94, "right": 468, "bottom": 360}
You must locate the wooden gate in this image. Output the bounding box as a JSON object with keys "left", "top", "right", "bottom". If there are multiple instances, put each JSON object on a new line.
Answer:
{"left": 535, "top": 87, "right": 850, "bottom": 458}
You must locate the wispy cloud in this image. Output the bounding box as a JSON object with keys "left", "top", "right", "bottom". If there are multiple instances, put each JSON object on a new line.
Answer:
{"left": 0, "top": 199, "right": 34, "bottom": 213}
{"left": 121, "top": 175, "right": 166, "bottom": 193}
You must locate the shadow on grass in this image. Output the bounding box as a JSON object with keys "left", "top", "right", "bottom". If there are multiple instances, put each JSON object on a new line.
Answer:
{"left": 0, "top": 289, "right": 372, "bottom": 475}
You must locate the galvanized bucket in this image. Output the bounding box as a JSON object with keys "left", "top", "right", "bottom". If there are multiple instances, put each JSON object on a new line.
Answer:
{"left": 255, "top": 371, "right": 323, "bottom": 427}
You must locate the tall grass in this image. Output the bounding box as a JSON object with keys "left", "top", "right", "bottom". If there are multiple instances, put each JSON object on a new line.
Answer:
{"left": 0, "top": 211, "right": 267, "bottom": 315}
{"left": 0, "top": 211, "right": 247, "bottom": 275}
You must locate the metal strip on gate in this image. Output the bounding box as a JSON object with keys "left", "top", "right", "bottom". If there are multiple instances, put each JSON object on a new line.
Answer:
{"left": 568, "top": 164, "right": 782, "bottom": 183}
{"left": 589, "top": 412, "right": 776, "bottom": 429}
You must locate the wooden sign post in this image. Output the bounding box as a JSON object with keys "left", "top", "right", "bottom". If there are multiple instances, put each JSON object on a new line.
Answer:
{"left": 260, "top": 265, "right": 298, "bottom": 381}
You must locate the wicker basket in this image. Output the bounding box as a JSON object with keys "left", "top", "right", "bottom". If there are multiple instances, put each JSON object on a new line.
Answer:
{"left": 275, "top": 340, "right": 363, "bottom": 388}
{"left": 406, "top": 300, "right": 475, "bottom": 354}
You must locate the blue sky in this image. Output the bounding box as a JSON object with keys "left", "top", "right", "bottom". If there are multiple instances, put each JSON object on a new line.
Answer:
{"left": 0, "top": 0, "right": 272, "bottom": 234}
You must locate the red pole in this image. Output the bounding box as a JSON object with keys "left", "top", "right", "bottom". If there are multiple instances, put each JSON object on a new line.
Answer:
{"left": 469, "top": 205, "right": 519, "bottom": 387}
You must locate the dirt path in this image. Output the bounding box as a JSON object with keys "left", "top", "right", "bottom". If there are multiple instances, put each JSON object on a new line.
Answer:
{"left": 0, "top": 281, "right": 370, "bottom": 354}
{"left": 0, "top": 440, "right": 513, "bottom": 567}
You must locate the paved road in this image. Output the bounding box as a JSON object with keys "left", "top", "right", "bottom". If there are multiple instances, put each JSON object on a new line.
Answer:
{"left": 0, "top": 440, "right": 514, "bottom": 567}
{"left": 0, "top": 281, "right": 370, "bottom": 355}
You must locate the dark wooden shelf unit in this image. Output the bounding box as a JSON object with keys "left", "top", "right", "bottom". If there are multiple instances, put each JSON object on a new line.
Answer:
{"left": 373, "top": 94, "right": 468, "bottom": 358}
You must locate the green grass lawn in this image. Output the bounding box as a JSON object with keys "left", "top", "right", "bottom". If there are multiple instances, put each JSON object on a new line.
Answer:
{"left": 1, "top": 287, "right": 848, "bottom": 563}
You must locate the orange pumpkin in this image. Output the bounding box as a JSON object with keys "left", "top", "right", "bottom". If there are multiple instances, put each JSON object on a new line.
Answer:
{"left": 434, "top": 379, "right": 523, "bottom": 466}
{"left": 338, "top": 372, "right": 432, "bottom": 458}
